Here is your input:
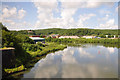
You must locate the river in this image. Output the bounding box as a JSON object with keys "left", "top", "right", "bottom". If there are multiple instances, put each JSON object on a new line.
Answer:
{"left": 22, "top": 44, "right": 118, "bottom": 78}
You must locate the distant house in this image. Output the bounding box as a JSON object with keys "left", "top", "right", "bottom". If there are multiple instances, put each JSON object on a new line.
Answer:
{"left": 28, "top": 30, "right": 33, "bottom": 33}
{"left": 59, "top": 36, "right": 79, "bottom": 39}
{"left": 29, "top": 37, "right": 45, "bottom": 43}
{"left": 82, "top": 36, "right": 96, "bottom": 39}
{"left": 50, "top": 34, "right": 60, "bottom": 38}
{"left": 29, "top": 35, "right": 46, "bottom": 38}
{"left": 29, "top": 35, "right": 41, "bottom": 37}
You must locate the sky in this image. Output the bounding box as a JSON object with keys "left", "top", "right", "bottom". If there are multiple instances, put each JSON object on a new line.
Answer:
{"left": 0, "top": 0, "right": 119, "bottom": 30}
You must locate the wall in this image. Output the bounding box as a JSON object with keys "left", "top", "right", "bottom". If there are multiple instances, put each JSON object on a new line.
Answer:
{"left": 0, "top": 48, "right": 16, "bottom": 69}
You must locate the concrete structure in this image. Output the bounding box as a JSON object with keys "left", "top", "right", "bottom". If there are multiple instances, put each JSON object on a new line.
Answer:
{"left": 114, "top": 35, "right": 116, "bottom": 38}
{"left": 97, "top": 37, "right": 101, "bottom": 39}
{"left": 106, "top": 35, "right": 108, "bottom": 38}
{"left": 82, "top": 36, "right": 96, "bottom": 39}
{"left": 29, "top": 37, "right": 45, "bottom": 43}
{"left": 59, "top": 36, "right": 79, "bottom": 39}
{"left": 0, "top": 48, "right": 16, "bottom": 68}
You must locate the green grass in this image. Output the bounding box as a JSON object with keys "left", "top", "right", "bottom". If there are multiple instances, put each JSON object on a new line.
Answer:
{"left": 26, "top": 42, "right": 67, "bottom": 57}
{"left": 46, "top": 38, "right": 120, "bottom": 48}
{"left": 4, "top": 65, "right": 25, "bottom": 74}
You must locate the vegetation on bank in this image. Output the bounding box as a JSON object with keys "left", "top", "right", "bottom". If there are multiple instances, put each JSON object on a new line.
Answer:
{"left": 46, "top": 37, "right": 119, "bottom": 44}
{"left": 3, "top": 42, "right": 66, "bottom": 75}
{"left": 4, "top": 65, "right": 25, "bottom": 74}
{"left": 45, "top": 37, "right": 120, "bottom": 48}
{"left": 22, "top": 42, "right": 67, "bottom": 57}
{"left": 1, "top": 23, "right": 67, "bottom": 76}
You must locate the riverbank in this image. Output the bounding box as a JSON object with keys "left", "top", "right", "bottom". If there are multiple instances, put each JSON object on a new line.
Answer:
{"left": 3, "top": 42, "right": 67, "bottom": 79}
{"left": 46, "top": 38, "right": 120, "bottom": 48}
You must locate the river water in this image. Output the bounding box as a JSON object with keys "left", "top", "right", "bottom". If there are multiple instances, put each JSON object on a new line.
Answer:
{"left": 22, "top": 44, "right": 118, "bottom": 78}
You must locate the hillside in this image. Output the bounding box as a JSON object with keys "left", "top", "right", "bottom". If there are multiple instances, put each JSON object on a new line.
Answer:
{"left": 12, "top": 28, "right": 119, "bottom": 36}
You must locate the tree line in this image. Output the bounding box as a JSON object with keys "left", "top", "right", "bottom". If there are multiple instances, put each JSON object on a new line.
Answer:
{"left": 12, "top": 28, "right": 120, "bottom": 37}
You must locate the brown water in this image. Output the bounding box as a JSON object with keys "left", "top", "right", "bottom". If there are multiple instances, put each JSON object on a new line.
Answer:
{"left": 23, "top": 44, "right": 118, "bottom": 78}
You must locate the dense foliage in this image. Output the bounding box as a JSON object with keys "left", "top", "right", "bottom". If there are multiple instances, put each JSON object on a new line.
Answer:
{"left": 2, "top": 31, "right": 33, "bottom": 66}
{"left": 46, "top": 37, "right": 119, "bottom": 44}
{"left": 12, "top": 28, "right": 120, "bottom": 36}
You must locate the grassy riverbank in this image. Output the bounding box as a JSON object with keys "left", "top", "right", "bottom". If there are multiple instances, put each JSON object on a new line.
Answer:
{"left": 3, "top": 42, "right": 67, "bottom": 78}
{"left": 23, "top": 42, "right": 67, "bottom": 57}
{"left": 46, "top": 38, "right": 120, "bottom": 48}
{"left": 1, "top": 23, "right": 67, "bottom": 78}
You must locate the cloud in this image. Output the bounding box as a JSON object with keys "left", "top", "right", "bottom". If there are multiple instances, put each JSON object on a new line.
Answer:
{"left": 2, "top": 19, "right": 15, "bottom": 25}
{"left": 2, "top": 1, "right": 117, "bottom": 30}
{"left": 2, "top": 7, "right": 26, "bottom": 20}
{"left": 99, "top": 9, "right": 110, "bottom": 14}
{"left": 2, "top": 7, "right": 16, "bottom": 18}
{"left": 77, "top": 13, "right": 96, "bottom": 27}
{"left": 107, "top": 47, "right": 115, "bottom": 53}
{"left": 62, "top": 47, "right": 77, "bottom": 64}
{"left": 98, "top": 14, "right": 109, "bottom": 21}
{"left": 78, "top": 48, "right": 95, "bottom": 59}
{"left": 33, "top": 0, "right": 59, "bottom": 29}
{"left": 18, "top": 9, "right": 26, "bottom": 19}
{"left": 1, "top": 6, "right": 28, "bottom": 30}
{"left": 79, "top": 14, "right": 96, "bottom": 21}
{"left": 60, "top": 1, "right": 114, "bottom": 8}
{"left": 2, "top": 20, "right": 33, "bottom": 30}
{"left": 33, "top": 0, "right": 99, "bottom": 29}
{"left": 97, "top": 19, "right": 118, "bottom": 29}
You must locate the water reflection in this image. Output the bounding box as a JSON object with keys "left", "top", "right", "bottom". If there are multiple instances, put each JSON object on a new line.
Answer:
{"left": 23, "top": 44, "right": 118, "bottom": 78}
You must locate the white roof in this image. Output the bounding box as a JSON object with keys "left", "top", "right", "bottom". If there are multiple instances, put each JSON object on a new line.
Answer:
{"left": 29, "top": 37, "right": 45, "bottom": 40}
{"left": 59, "top": 36, "right": 79, "bottom": 38}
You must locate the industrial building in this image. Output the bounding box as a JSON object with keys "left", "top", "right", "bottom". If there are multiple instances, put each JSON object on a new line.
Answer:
{"left": 29, "top": 37, "right": 45, "bottom": 43}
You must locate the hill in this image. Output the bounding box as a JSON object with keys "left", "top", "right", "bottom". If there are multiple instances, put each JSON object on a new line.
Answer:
{"left": 12, "top": 28, "right": 119, "bottom": 36}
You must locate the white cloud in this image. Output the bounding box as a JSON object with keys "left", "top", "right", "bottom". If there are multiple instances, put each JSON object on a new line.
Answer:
{"left": 2, "top": 19, "right": 15, "bottom": 25}
{"left": 97, "top": 19, "right": 118, "bottom": 29}
{"left": 33, "top": 0, "right": 59, "bottom": 29}
{"left": 2, "top": 6, "right": 28, "bottom": 30}
{"left": 99, "top": 9, "right": 110, "bottom": 14}
{"left": 33, "top": 0, "right": 99, "bottom": 29}
{"left": 2, "top": 7, "right": 26, "bottom": 19}
{"left": 98, "top": 14, "right": 109, "bottom": 21}
{"left": 78, "top": 48, "right": 95, "bottom": 59}
{"left": 78, "top": 14, "right": 96, "bottom": 22}
{"left": 18, "top": 9, "right": 26, "bottom": 19}
{"left": 62, "top": 47, "right": 77, "bottom": 64}
{"left": 60, "top": 1, "right": 114, "bottom": 8}
{"left": 2, "top": 20, "right": 33, "bottom": 30}
{"left": 2, "top": 1, "right": 116, "bottom": 30}
{"left": 107, "top": 47, "right": 115, "bottom": 53}
{"left": 77, "top": 13, "right": 96, "bottom": 28}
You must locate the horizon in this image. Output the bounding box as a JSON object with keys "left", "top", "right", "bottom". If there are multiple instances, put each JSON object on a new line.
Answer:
{"left": 9, "top": 27, "right": 120, "bottom": 31}
{"left": 1, "top": 0, "right": 119, "bottom": 30}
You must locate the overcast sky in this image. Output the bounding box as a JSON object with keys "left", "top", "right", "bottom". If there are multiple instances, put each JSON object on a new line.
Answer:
{"left": 0, "top": 0, "right": 119, "bottom": 30}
